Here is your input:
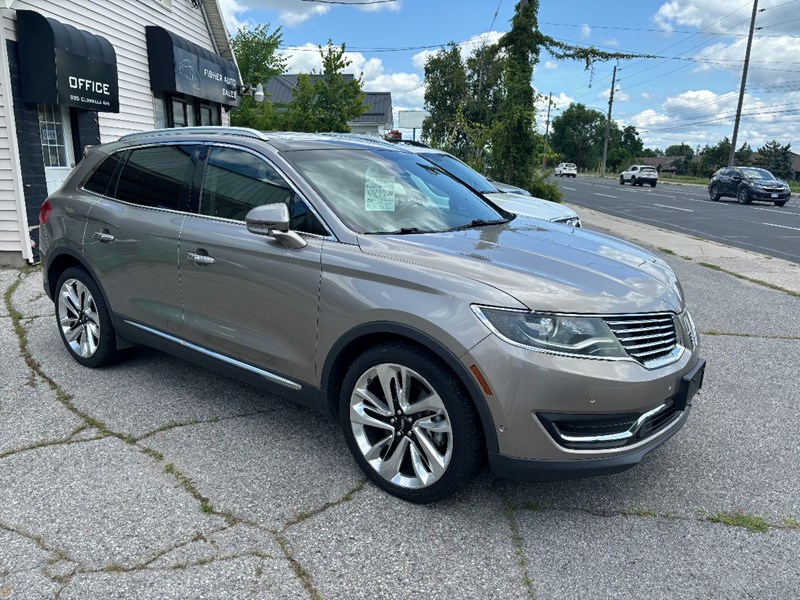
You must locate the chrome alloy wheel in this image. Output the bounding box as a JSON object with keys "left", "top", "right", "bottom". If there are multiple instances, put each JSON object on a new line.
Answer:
{"left": 349, "top": 363, "right": 453, "bottom": 490}
{"left": 58, "top": 278, "right": 101, "bottom": 358}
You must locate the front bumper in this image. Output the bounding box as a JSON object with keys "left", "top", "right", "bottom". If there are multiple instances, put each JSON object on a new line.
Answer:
{"left": 750, "top": 189, "right": 790, "bottom": 200}
{"left": 462, "top": 331, "right": 703, "bottom": 477}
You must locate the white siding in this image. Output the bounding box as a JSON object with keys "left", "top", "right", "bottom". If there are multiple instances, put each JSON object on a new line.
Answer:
{"left": 5, "top": 0, "right": 226, "bottom": 142}
{"left": 0, "top": 9, "right": 29, "bottom": 258}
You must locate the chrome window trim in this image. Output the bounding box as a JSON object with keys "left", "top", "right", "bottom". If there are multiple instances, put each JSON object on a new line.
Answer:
{"left": 79, "top": 141, "right": 198, "bottom": 217}
{"left": 471, "top": 305, "right": 686, "bottom": 369}
{"left": 124, "top": 320, "right": 302, "bottom": 391}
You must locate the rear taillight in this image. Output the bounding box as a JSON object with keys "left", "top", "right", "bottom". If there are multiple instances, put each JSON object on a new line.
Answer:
{"left": 39, "top": 200, "right": 52, "bottom": 226}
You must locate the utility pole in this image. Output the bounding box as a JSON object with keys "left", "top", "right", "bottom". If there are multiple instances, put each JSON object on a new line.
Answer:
{"left": 542, "top": 91, "right": 552, "bottom": 169}
{"left": 600, "top": 65, "right": 617, "bottom": 178}
{"left": 728, "top": 0, "right": 759, "bottom": 167}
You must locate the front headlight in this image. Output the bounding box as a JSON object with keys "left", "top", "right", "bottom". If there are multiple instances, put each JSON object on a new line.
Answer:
{"left": 472, "top": 306, "right": 627, "bottom": 358}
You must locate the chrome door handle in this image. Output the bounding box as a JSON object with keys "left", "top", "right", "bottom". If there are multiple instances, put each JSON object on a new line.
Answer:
{"left": 186, "top": 251, "right": 215, "bottom": 265}
{"left": 92, "top": 231, "right": 115, "bottom": 243}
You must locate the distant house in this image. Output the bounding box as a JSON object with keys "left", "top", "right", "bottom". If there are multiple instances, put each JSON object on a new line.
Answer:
{"left": 789, "top": 152, "right": 800, "bottom": 181}
{"left": 264, "top": 74, "right": 393, "bottom": 135}
{"left": 634, "top": 156, "right": 699, "bottom": 174}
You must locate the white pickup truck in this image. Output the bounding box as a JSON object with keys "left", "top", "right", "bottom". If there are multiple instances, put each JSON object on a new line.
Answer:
{"left": 620, "top": 165, "right": 658, "bottom": 187}
{"left": 554, "top": 163, "right": 577, "bottom": 177}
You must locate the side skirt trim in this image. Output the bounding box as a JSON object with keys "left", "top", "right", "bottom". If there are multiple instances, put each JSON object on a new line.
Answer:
{"left": 123, "top": 320, "right": 302, "bottom": 391}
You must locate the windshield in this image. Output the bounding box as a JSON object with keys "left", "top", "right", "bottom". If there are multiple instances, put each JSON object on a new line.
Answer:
{"left": 285, "top": 149, "right": 508, "bottom": 234}
{"left": 418, "top": 152, "right": 497, "bottom": 194}
{"left": 741, "top": 167, "right": 775, "bottom": 180}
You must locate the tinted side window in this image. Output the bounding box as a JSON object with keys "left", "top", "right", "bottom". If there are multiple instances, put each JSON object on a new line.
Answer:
{"left": 200, "top": 147, "right": 292, "bottom": 221}
{"left": 84, "top": 153, "right": 124, "bottom": 196}
{"left": 115, "top": 145, "right": 194, "bottom": 210}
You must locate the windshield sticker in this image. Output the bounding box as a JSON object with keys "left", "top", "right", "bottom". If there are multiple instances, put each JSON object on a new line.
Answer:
{"left": 365, "top": 164, "right": 396, "bottom": 212}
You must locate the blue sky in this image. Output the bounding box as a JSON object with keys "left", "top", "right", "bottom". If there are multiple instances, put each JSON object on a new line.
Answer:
{"left": 219, "top": 0, "right": 800, "bottom": 152}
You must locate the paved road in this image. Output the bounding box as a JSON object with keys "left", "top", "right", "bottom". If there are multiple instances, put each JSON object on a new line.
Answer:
{"left": 557, "top": 176, "right": 800, "bottom": 263}
{"left": 2, "top": 260, "right": 799, "bottom": 599}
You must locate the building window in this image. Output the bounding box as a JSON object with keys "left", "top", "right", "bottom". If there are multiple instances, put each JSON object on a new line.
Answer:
{"left": 156, "top": 93, "right": 221, "bottom": 128}
{"left": 37, "top": 104, "right": 68, "bottom": 167}
{"left": 199, "top": 103, "right": 221, "bottom": 126}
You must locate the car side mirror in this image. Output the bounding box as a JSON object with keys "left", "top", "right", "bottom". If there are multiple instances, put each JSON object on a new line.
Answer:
{"left": 245, "top": 204, "right": 307, "bottom": 249}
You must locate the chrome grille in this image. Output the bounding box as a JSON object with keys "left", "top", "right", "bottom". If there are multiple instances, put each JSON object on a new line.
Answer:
{"left": 603, "top": 313, "right": 678, "bottom": 363}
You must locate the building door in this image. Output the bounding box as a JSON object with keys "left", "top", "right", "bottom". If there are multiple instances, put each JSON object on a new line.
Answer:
{"left": 37, "top": 104, "right": 75, "bottom": 195}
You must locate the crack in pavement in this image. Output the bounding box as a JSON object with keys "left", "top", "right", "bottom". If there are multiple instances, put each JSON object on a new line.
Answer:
{"left": 702, "top": 330, "right": 800, "bottom": 341}
{"left": 134, "top": 410, "right": 275, "bottom": 442}
{"left": 5, "top": 270, "right": 371, "bottom": 599}
{"left": 0, "top": 434, "right": 108, "bottom": 461}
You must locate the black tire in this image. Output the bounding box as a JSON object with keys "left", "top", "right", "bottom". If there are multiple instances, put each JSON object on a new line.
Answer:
{"left": 737, "top": 186, "right": 752, "bottom": 205}
{"left": 339, "top": 342, "right": 484, "bottom": 503}
{"left": 54, "top": 267, "right": 118, "bottom": 368}
{"left": 775, "top": 201, "right": 787, "bottom": 207}
{"left": 631, "top": 177, "right": 638, "bottom": 186}
{"left": 709, "top": 184, "right": 720, "bottom": 201}
{"left": 619, "top": 176, "right": 625, "bottom": 185}
{"left": 650, "top": 182, "right": 656, "bottom": 188}
{"left": 571, "top": 174, "right": 576, "bottom": 178}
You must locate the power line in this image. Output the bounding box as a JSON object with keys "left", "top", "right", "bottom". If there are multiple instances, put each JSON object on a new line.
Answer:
{"left": 637, "top": 106, "right": 800, "bottom": 133}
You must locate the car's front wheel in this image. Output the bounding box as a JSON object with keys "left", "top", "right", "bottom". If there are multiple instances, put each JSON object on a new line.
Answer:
{"left": 340, "top": 343, "right": 483, "bottom": 503}
{"left": 55, "top": 267, "right": 118, "bottom": 368}
{"left": 737, "top": 187, "right": 752, "bottom": 205}
{"left": 619, "top": 176, "right": 625, "bottom": 185}
{"left": 709, "top": 184, "right": 720, "bottom": 201}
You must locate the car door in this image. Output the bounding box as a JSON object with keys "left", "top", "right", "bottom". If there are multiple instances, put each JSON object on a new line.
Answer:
{"left": 177, "top": 144, "right": 327, "bottom": 385}
{"left": 726, "top": 168, "right": 742, "bottom": 195}
{"left": 83, "top": 143, "right": 197, "bottom": 333}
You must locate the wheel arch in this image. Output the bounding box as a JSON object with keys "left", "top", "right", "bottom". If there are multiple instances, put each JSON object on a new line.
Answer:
{"left": 45, "top": 249, "right": 112, "bottom": 312}
{"left": 321, "top": 322, "right": 499, "bottom": 453}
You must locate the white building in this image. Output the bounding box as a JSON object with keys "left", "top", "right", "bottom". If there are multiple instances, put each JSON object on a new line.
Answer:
{"left": 0, "top": 0, "right": 239, "bottom": 265}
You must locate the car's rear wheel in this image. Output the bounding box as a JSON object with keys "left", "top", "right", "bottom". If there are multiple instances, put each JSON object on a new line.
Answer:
{"left": 650, "top": 182, "right": 656, "bottom": 188}
{"left": 340, "top": 343, "right": 483, "bottom": 503}
{"left": 619, "top": 176, "right": 624, "bottom": 185}
{"left": 55, "top": 267, "right": 118, "bottom": 367}
{"left": 709, "top": 184, "right": 720, "bottom": 201}
{"left": 737, "top": 187, "right": 752, "bottom": 205}
{"left": 775, "top": 200, "right": 787, "bottom": 207}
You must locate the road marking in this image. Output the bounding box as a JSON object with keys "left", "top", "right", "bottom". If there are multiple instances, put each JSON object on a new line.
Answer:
{"left": 563, "top": 187, "right": 576, "bottom": 190}
{"left": 653, "top": 203, "right": 694, "bottom": 212}
{"left": 594, "top": 193, "right": 618, "bottom": 198}
{"left": 762, "top": 222, "right": 800, "bottom": 232}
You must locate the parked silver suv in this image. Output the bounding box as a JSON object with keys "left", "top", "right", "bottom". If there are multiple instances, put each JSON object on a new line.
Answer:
{"left": 40, "top": 127, "right": 705, "bottom": 503}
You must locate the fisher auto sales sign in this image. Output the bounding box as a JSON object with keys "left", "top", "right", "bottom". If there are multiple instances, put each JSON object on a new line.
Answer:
{"left": 56, "top": 49, "right": 119, "bottom": 112}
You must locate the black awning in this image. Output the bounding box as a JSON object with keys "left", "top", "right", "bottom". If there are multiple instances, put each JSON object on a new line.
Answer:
{"left": 17, "top": 10, "right": 119, "bottom": 112}
{"left": 146, "top": 26, "right": 240, "bottom": 108}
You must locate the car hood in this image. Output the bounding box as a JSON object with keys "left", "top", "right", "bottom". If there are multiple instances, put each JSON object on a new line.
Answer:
{"left": 749, "top": 178, "right": 785, "bottom": 186}
{"left": 484, "top": 192, "right": 578, "bottom": 222}
{"left": 358, "top": 217, "right": 683, "bottom": 315}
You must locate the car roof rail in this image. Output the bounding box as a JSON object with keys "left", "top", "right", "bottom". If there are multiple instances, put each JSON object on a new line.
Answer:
{"left": 118, "top": 127, "right": 268, "bottom": 143}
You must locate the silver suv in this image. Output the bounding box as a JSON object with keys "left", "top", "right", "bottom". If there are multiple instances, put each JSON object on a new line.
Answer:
{"left": 39, "top": 127, "right": 705, "bottom": 503}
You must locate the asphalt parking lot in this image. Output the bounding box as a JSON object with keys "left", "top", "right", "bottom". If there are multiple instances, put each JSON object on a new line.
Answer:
{"left": 2, "top": 247, "right": 799, "bottom": 598}
{"left": 558, "top": 176, "right": 800, "bottom": 263}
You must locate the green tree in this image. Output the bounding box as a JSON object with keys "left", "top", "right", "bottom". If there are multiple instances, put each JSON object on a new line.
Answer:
{"left": 284, "top": 42, "right": 366, "bottom": 133}
{"left": 422, "top": 44, "right": 468, "bottom": 150}
{"left": 735, "top": 142, "right": 754, "bottom": 166}
{"left": 699, "top": 138, "right": 731, "bottom": 176}
{"left": 549, "top": 103, "right": 607, "bottom": 170}
{"left": 664, "top": 143, "right": 694, "bottom": 157}
{"left": 230, "top": 24, "right": 286, "bottom": 129}
{"left": 755, "top": 140, "right": 793, "bottom": 180}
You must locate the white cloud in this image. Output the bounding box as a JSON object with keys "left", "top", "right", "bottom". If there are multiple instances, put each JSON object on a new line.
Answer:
{"left": 654, "top": 0, "right": 799, "bottom": 35}
{"left": 581, "top": 24, "right": 591, "bottom": 39}
{"left": 411, "top": 31, "right": 504, "bottom": 71}
{"left": 544, "top": 60, "right": 558, "bottom": 70}
{"left": 601, "top": 38, "right": 619, "bottom": 47}
{"left": 693, "top": 36, "right": 800, "bottom": 85}
{"left": 280, "top": 44, "right": 425, "bottom": 108}
{"left": 598, "top": 86, "right": 630, "bottom": 103}
{"left": 220, "top": 0, "right": 399, "bottom": 28}
{"left": 641, "top": 92, "right": 654, "bottom": 100}
{"left": 621, "top": 88, "right": 800, "bottom": 149}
